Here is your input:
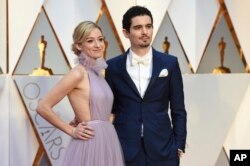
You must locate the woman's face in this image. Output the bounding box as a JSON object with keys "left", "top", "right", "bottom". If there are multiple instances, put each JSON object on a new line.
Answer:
{"left": 79, "top": 28, "right": 105, "bottom": 59}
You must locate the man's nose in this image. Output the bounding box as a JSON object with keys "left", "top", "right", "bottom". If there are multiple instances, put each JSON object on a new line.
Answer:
{"left": 141, "top": 27, "right": 148, "bottom": 34}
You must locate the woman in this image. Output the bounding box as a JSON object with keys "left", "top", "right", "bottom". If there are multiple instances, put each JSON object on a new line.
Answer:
{"left": 36, "top": 21, "right": 124, "bottom": 166}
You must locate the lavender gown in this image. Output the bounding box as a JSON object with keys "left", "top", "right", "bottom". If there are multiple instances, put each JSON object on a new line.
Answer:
{"left": 59, "top": 54, "right": 124, "bottom": 166}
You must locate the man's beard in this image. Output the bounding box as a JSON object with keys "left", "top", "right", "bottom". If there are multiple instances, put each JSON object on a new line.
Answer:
{"left": 139, "top": 43, "right": 150, "bottom": 48}
{"left": 139, "top": 35, "right": 151, "bottom": 48}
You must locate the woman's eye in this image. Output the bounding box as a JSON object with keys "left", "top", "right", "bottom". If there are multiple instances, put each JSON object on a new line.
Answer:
{"left": 86, "top": 40, "right": 93, "bottom": 43}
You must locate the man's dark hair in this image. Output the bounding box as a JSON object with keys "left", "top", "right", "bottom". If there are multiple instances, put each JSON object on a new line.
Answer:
{"left": 122, "top": 6, "right": 153, "bottom": 32}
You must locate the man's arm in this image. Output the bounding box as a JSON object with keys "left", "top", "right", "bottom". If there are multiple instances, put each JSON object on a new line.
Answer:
{"left": 169, "top": 58, "right": 187, "bottom": 152}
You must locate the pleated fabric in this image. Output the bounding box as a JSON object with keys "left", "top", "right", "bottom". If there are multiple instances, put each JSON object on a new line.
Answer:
{"left": 60, "top": 121, "right": 124, "bottom": 166}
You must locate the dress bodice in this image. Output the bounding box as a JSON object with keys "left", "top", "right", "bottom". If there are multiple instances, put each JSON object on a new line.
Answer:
{"left": 77, "top": 53, "right": 113, "bottom": 120}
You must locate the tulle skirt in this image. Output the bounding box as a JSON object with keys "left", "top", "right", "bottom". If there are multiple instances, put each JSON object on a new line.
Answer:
{"left": 59, "top": 120, "right": 124, "bottom": 166}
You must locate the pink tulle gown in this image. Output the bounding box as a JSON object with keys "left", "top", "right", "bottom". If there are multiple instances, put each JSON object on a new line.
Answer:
{"left": 59, "top": 54, "right": 124, "bottom": 166}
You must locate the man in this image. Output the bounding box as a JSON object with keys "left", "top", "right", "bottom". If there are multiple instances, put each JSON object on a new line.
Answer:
{"left": 106, "top": 6, "right": 187, "bottom": 166}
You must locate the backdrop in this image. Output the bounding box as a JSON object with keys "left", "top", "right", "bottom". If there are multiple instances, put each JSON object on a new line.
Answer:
{"left": 1, "top": 0, "right": 250, "bottom": 165}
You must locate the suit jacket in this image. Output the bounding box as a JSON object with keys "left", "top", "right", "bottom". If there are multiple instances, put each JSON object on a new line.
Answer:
{"left": 105, "top": 48, "right": 187, "bottom": 162}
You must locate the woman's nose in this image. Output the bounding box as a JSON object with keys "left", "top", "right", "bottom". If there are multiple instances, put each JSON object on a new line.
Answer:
{"left": 94, "top": 40, "right": 101, "bottom": 47}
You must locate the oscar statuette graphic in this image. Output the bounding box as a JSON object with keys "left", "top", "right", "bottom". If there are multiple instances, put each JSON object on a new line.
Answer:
{"left": 212, "top": 37, "right": 231, "bottom": 74}
{"left": 163, "top": 36, "right": 170, "bottom": 54}
{"left": 31, "top": 35, "right": 53, "bottom": 76}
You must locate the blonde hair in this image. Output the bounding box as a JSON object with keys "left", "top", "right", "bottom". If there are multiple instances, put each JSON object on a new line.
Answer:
{"left": 72, "top": 21, "right": 103, "bottom": 56}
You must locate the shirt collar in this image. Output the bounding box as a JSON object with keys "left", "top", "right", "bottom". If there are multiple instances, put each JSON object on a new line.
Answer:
{"left": 128, "top": 47, "right": 153, "bottom": 66}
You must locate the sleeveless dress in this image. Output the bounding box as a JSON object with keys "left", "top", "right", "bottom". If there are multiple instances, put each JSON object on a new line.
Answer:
{"left": 59, "top": 54, "right": 124, "bottom": 166}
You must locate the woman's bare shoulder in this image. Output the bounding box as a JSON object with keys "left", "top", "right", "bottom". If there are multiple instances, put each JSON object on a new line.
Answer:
{"left": 68, "top": 64, "right": 87, "bottom": 80}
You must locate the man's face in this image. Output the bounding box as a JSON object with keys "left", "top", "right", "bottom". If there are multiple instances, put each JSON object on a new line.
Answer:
{"left": 123, "top": 15, "right": 153, "bottom": 49}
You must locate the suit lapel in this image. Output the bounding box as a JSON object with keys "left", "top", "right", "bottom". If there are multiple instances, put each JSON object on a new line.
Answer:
{"left": 144, "top": 51, "right": 163, "bottom": 97}
{"left": 119, "top": 53, "right": 141, "bottom": 98}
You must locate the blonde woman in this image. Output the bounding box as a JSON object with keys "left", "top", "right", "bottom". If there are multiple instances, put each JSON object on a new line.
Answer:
{"left": 37, "top": 21, "right": 124, "bottom": 166}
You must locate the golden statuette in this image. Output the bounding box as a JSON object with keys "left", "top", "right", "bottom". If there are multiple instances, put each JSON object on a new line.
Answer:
{"left": 31, "top": 35, "right": 53, "bottom": 76}
{"left": 212, "top": 37, "right": 231, "bottom": 74}
{"left": 163, "top": 36, "right": 170, "bottom": 54}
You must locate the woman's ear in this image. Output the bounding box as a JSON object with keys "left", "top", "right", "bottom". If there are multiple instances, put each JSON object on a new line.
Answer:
{"left": 75, "top": 43, "right": 82, "bottom": 51}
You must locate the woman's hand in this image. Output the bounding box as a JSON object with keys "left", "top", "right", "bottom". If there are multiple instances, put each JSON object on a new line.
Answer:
{"left": 72, "top": 122, "right": 94, "bottom": 140}
{"left": 69, "top": 117, "right": 79, "bottom": 127}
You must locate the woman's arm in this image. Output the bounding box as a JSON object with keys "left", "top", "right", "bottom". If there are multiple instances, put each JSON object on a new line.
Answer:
{"left": 36, "top": 66, "right": 84, "bottom": 138}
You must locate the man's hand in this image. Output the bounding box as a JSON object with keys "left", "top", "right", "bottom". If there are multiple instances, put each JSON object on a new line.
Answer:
{"left": 178, "top": 149, "right": 184, "bottom": 158}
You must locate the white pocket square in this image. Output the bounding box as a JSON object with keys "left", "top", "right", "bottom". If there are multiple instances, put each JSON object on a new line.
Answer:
{"left": 159, "top": 69, "right": 168, "bottom": 77}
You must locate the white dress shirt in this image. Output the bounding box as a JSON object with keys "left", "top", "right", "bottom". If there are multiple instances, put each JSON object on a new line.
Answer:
{"left": 126, "top": 48, "right": 153, "bottom": 98}
{"left": 126, "top": 47, "right": 153, "bottom": 136}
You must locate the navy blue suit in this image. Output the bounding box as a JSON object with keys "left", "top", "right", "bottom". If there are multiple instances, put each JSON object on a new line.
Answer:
{"left": 106, "top": 48, "right": 187, "bottom": 165}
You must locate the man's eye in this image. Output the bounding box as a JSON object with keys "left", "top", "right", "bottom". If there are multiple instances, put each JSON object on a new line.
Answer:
{"left": 146, "top": 25, "right": 153, "bottom": 29}
{"left": 134, "top": 26, "right": 141, "bottom": 30}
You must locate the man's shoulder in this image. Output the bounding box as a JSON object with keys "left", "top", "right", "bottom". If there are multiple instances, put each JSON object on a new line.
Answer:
{"left": 107, "top": 54, "right": 125, "bottom": 65}
{"left": 153, "top": 49, "right": 177, "bottom": 62}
